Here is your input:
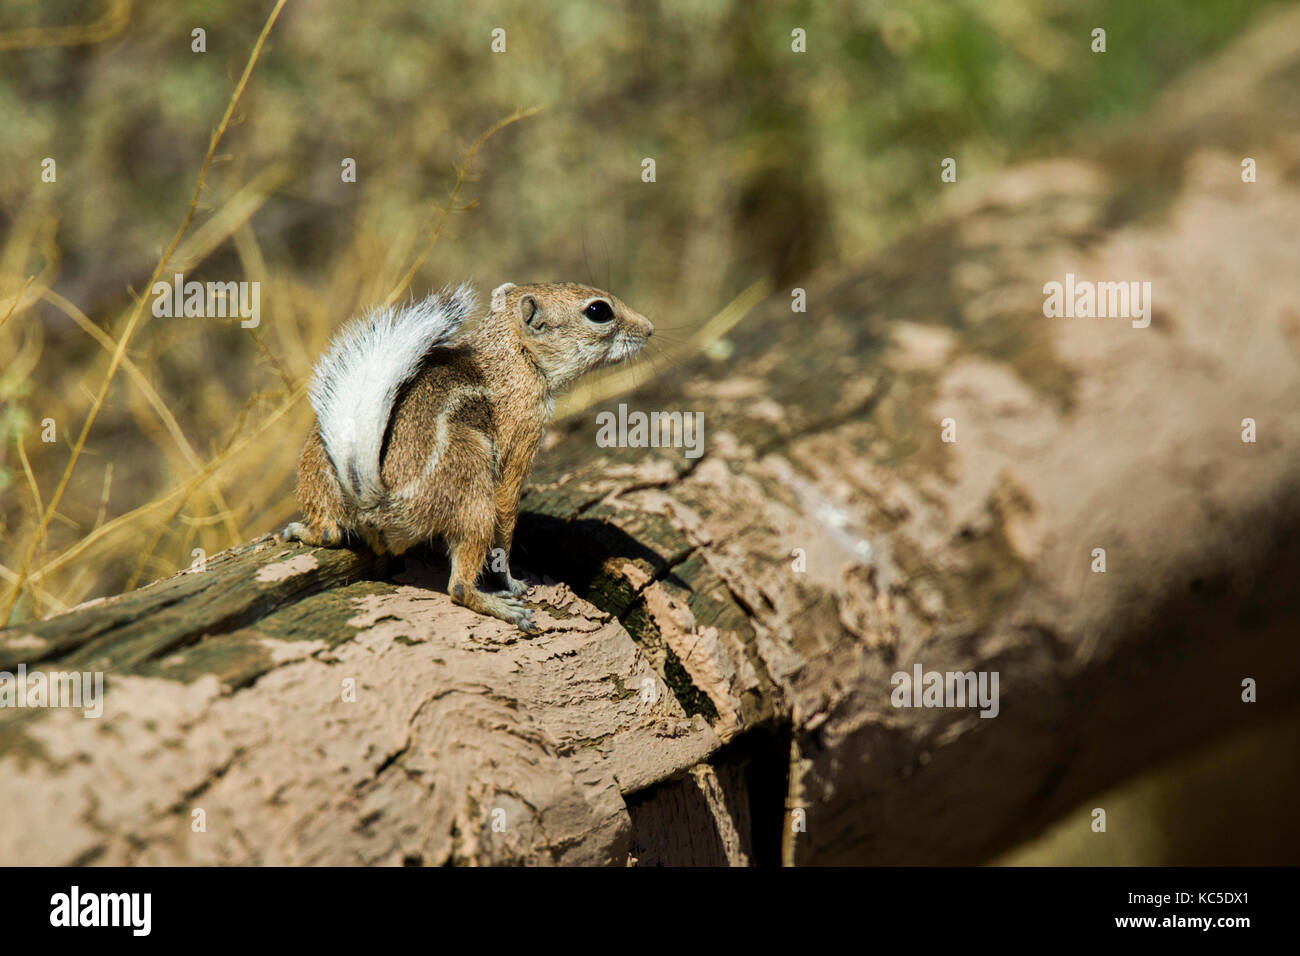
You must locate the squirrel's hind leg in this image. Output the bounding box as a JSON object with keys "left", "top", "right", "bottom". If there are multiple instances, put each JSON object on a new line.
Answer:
{"left": 282, "top": 425, "right": 355, "bottom": 549}
{"left": 279, "top": 519, "right": 345, "bottom": 548}
{"left": 447, "top": 533, "right": 538, "bottom": 634}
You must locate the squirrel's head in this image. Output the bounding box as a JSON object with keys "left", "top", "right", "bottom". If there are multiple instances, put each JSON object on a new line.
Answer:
{"left": 491, "top": 281, "right": 654, "bottom": 391}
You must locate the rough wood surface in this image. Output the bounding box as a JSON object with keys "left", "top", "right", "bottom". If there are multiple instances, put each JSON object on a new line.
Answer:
{"left": 3, "top": 10, "right": 1299, "bottom": 865}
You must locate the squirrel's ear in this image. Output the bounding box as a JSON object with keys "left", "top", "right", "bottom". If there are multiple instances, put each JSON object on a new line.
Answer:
{"left": 518, "top": 294, "right": 546, "bottom": 333}
{"left": 491, "top": 282, "right": 517, "bottom": 313}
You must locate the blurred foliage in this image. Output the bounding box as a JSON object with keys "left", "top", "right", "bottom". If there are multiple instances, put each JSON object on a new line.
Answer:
{"left": 0, "top": 0, "right": 1285, "bottom": 612}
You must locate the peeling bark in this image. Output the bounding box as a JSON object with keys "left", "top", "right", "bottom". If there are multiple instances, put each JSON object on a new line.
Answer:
{"left": 3, "top": 10, "right": 1300, "bottom": 865}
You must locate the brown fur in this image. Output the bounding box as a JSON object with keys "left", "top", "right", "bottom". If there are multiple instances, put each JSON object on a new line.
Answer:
{"left": 282, "top": 282, "right": 653, "bottom": 632}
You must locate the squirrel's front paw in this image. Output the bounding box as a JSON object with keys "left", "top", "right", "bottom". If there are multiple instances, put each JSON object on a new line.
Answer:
{"left": 501, "top": 574, "right": 530, "bottom": 598}
{"left": 487, "top": 566, "right": 530, "bottom": 597}
{"left": 482, "top": 592, "right": 540, "bottom": 635}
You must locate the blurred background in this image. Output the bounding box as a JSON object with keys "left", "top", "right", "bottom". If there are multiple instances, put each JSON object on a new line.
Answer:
{"left": 1, "top": 0, "right": 1296, "bottom": 863}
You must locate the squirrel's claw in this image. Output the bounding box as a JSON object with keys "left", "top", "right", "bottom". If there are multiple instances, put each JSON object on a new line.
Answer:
{"left": 481, "top": 592, "right": 539, "bottom": 634}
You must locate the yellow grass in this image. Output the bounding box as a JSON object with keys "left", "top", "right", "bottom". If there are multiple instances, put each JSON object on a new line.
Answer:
{"left": 1, "top": 0, "right": 291, "bottom": 624}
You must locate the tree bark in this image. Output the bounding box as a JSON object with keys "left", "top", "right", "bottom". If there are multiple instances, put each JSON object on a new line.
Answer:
{"left": 3, "top": 8, "right": 1300, "bottom": 865}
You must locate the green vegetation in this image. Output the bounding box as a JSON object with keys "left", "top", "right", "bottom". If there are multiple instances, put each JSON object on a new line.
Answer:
{"left": 0, "top": 0, "right": 1281, "bottom": 617}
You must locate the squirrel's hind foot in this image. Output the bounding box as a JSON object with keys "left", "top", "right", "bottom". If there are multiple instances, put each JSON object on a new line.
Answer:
{"left": 278, "top": 520, "right": 345, "bottom": 548}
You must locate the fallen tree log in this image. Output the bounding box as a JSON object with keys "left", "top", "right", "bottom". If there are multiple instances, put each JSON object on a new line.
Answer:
{"left": 3, "top": 8, "right": 1300, "bottom": 865}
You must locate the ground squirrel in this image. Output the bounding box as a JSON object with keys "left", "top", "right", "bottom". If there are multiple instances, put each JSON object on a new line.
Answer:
{"left": 280, "top": 281, "right": 653, "bottom": 632}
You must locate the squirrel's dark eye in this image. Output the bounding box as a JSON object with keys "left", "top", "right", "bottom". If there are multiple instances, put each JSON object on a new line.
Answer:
{"left": 584, "top": 300, "right": 614, "bottom": 323}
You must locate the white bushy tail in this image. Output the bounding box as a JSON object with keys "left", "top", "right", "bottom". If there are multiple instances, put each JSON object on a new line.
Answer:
{"left": 309, "top": 283, "right": 477, "bottom": 509}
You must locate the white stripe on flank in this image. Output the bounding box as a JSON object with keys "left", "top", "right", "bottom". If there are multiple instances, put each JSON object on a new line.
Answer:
{"left": 419, "top": 386, "right": 492, "bottom": 478}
